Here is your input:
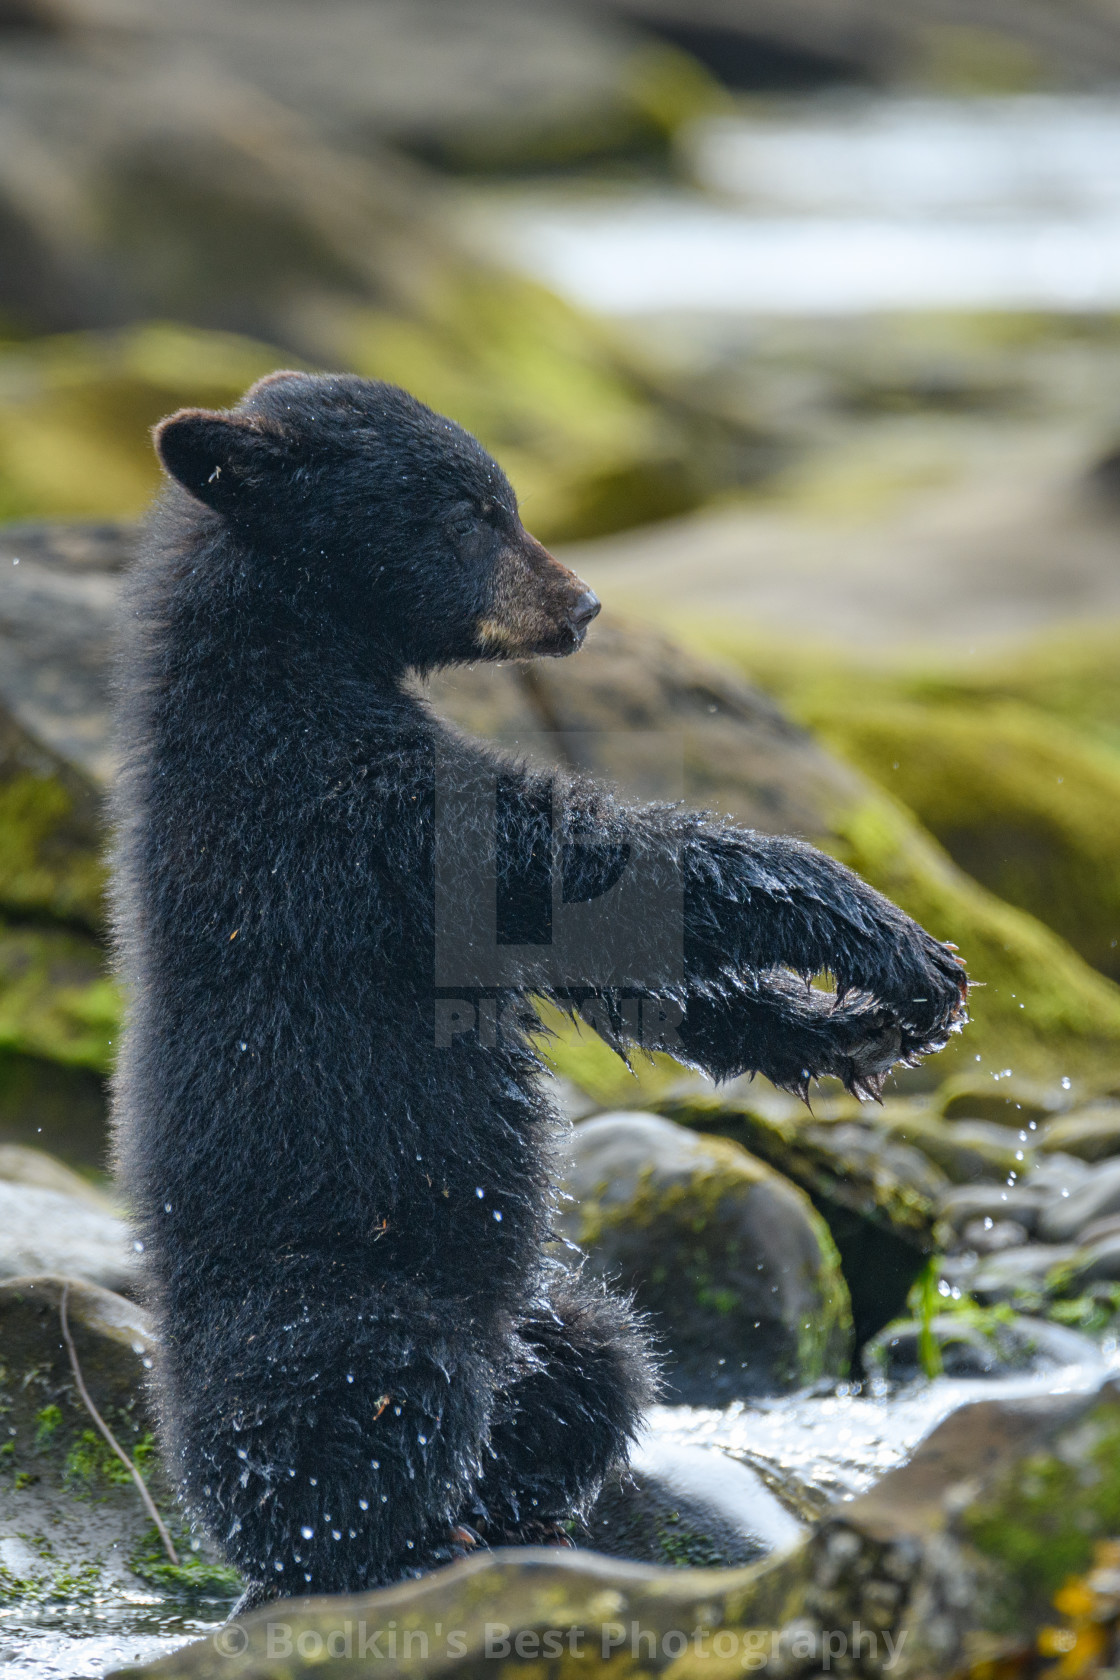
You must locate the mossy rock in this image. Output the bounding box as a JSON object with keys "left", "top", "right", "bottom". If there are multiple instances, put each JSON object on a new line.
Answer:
{"left": 560, "top": 1112, "right": 852, "bottom": 1399}
{"left": 656, "top": 1091, "right": 939, "bottom": 1346}
{"left": 0, "top": 327, "right": 296, "bottom": 526}
{"left": 0, "top": 1276, "right": 239, "bottom": 1608}
{"left": 793, "top": 696, "right": 1120, "bottom": 982}
{"left": 0, "top": 707, "right": 105, "bottom": 931}
{"left": 0, "top": 916, "right": 116, "bottom": 1073}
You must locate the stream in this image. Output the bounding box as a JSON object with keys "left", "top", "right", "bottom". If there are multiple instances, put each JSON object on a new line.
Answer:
{"left": 5, "top": 1352, "right": 1117, "bottom": 1680}
{"left": 471, "top": 94, "right": 1120, "bottom": 314}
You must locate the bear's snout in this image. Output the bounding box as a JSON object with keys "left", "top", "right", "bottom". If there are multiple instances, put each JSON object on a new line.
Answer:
{"left": 477, "top": 529, "right": 600, "bottom": 660}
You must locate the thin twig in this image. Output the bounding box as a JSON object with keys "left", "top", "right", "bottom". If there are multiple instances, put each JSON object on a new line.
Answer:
{"left": 59, "top": 1281, "right": 180, "bottom": 1566}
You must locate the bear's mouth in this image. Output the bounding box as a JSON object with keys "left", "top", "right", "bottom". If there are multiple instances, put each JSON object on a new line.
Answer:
{"left": 476, "top": 536, "right": 600, "bottom": 661}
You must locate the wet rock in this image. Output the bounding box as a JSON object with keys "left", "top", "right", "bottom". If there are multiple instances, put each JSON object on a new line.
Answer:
{"left": 0, "top": 1182, "right": 135, "bottom": 1292}
{"left": 0, "top": 1142, "right": 114, "bottom": 1210}
{"left": 1078, "top": 1212, "right": 1120, "bottom": 1247}
{"left": 965, "top": 1243, "right": 1078, "bottom": 1306}
{"left": 1039, "top": 1157, "right": 1120, "bottom": 1243}
{"left": 1025, "top": 1151, "right": 1093, "bottom": 1197}
{"left": 592, "top": 0, "right": 1120, "bottom": 91}
{"left": 0, "top": 1275, "right": 238, "bottom": 1606}
{"left": 1069, "top": 1232, "right": 1120, "bottom": 1287}
{"left": 658, "top": 1091, "right": 937, "bottom": 1347}
{"left": 938, "top": 1078, "right": 1065, "bottom": 1127}
{"left": 959, "top": 1218, "right": 1030, "bottom": 1254}
{"left": 584, "top": 1439, "right": 805, "bottom": 1568}
{"left": 864, "top": 1311, "right": 1098, "bottom": 1384}
{"left": 882, "top": 1109, "right": 1027, "bottom": 1183}
{"left": 1041, "top": 1102, "right": 1120, "bottom": 1161}
{"left": 935, "top": 1181, "right": 1047, "bottom": 1237}
{"left": 558, "top": 1111, "right": 853, "bottom": 1400}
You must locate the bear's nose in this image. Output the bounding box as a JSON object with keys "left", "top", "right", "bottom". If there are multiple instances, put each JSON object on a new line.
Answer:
{"left": 571, "top": 590, "right": 601, "bottom": 627}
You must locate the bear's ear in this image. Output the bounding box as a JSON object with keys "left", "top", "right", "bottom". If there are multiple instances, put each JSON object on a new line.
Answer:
{"left": 153, "top": 408, "right": 287, "bottom": 516}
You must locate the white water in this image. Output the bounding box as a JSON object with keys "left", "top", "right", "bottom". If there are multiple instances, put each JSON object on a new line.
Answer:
{"left": 480, "top": 94, "right": 1120, "bottom": 314}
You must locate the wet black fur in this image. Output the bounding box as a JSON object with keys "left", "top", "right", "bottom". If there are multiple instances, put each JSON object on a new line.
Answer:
{"left": 111, "top": 374, "right": 966, "bottom": 1604}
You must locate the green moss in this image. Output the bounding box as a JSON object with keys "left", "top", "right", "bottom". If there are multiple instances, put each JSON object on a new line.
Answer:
{"left": 792, "top": 698, "right": 1120, "bottom": 982}
{"left": 63, "top": 1427, "right": 154, "bottom": 1491}
{"left": 33, "top": 1403, "right": 61, "bottom": 1448}
{"left": 0, "top": 918, "right": 118, "bottom": 1072}
{"left": 1047, "top": 1286, "right": 1120, "bottom": 1335}
{"left": 0, "top": 299, "right": 767, "bottom": 548}
{"left": 129, "top": 1527, "right": 242, "bottom": 1600}
{"left": 575, "top": 1136, "right": 851, "bottom": 1389}
{"left": 0, "top": 325, "right": 291, "bottom": 524}
{"left": 47, "top": 1561, "right": 103, "bottom": 1602}
{"left": 0, "top": 766, "right": 105, "bottom": 933}
{"left": 965, "top": 1400, "right": 1120, "bottom": 1611}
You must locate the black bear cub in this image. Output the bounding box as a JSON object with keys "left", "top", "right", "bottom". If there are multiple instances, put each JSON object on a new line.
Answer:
{"left": 112, "top": 372, "right": 967, "bottom": 1607}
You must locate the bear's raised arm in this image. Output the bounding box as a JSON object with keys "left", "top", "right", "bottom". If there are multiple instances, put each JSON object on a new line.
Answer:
{"left": 488, "top": 762, "right": 968, "bottom": 1099}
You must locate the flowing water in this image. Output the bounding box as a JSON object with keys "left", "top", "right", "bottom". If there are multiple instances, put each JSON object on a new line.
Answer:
{"left": 473, "top": 94, "right": 1120, "bottom": 315}
{"left": 6, "top": 1352, "right": 1117, "bottom": 1680}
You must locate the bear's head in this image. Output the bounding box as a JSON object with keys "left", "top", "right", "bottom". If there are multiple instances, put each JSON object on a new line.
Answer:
{"left": 153, "top": 371, "right": 600, "bottom": 669}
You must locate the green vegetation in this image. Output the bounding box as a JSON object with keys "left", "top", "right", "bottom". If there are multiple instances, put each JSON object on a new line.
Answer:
{"left": 129, "top": 1526, "right": 242, "bottom": 1600}
{"left": 64, "top": 1428, "right": 156, "bottom": 1492}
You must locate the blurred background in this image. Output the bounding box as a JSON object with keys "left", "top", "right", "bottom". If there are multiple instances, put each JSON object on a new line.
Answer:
{"left": 14, "top": 5, "right": 1120, "bottom": 1661}
{"left": 8, "top": 0, "right": 1120, "bottom": 1161}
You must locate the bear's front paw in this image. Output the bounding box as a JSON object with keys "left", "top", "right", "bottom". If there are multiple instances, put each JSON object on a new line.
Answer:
{"left": 827, "top": 977, "right": 966, "bottom": 1102}
{"left": 838, "top": 919, "right": 968, "bottom": 1043}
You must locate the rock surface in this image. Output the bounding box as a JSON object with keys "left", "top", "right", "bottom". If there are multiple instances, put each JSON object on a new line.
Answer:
{"left": 0, "top": 1182, "right": 135, "bottom": 1293}
{"left": 558, "top": 1112, "right": 853, "bottom": 1400}
{"left": 0, "top": 1275, "right": 238, "bottom": 1606}
{"left": 585, "top": 1439, "right": 805, "bottom": 1568}
{"left": 864, "top": 1310, "right": 1098, "bottom": 1383}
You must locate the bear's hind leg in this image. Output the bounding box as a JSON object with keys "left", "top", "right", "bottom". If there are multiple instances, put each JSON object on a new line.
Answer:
{"left": 470, "top": 1271, "right": 657, "bottom": 1546}
{"left": 166, "top": 1280, "right": 493, "bottom": 1603}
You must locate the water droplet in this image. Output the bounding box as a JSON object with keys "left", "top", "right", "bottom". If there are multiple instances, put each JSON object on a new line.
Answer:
{"left": 301, "top": 1526, "right": 314, "bottom": 1540}
{"left": 475, "top": 1187, "right": 484, "bottom": 1198}
{"left": 236, "top": 1448, "right": 247, "bottom": 1460}
{"left": 492, "top": 1210, "right": 502, "bottom": 1222}
{"left": 164, "top": 1202, "right": 172, "bottom": 1213}
{"left": 381, "top": 1494, "right": 388, "bottom": 1503}
{"left": 332, "top": 1530, "right": 341, "bottom": 1541}
{"left": 359, "top": 1499, "right": 369, "bottom": 1511}
{"left": 239, "top": 1042, "right": 248, "bottom": 1052}
{"left": 371, "top": 1459, "right": 379, "bottom": 1470}
{"left": 309, "top": 1477, "right": 318, "bottom": 1486}
{"left": 418, "top": 1434, "right": 427, "bottom": 1445}
{"left": 346, "top": 1373, "right": 354, "bottom": 1384}
{"left": 132, "top": 1240, "right": 145, "bottom": 1253}
{"left": 273, "top": 1560, "right": 284, "bottom": 1572}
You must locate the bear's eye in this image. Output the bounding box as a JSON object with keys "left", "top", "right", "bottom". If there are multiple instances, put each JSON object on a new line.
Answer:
{"left": 445, "top": 506, "right": 478, "bottom": 545}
